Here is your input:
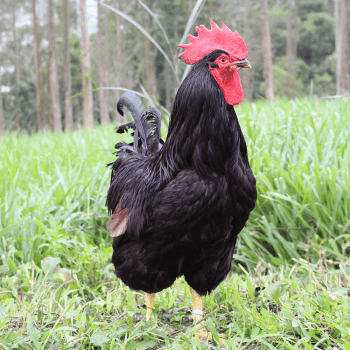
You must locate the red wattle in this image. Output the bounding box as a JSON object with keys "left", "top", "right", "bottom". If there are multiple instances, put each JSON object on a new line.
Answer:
{"left": 210, "top": 68, "right": 243, "bottom": 106}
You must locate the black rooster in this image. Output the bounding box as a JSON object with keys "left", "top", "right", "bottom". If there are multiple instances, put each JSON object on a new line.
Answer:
{"left": 106, "top": 19, "right": 257, "bottom": 342}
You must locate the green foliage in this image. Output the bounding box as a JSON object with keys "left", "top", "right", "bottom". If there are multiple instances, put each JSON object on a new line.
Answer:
{"left": 298, "top": 1, "right": 329, "bottom": 21}
{"left": 272, "top": 58, "right": 306, "bottom": 98}
{"left": 0, "top": 257, "right": 349, "bottom": 348}
{"left": 1, "top": 97, "right": 349, "bottom": 269}
{"left": 298, "top": 13, "right": 335, "bottom": 66}
{"left": 1, "top": 98, "right": 350, "bottom": 348}
{"left": 1, "top": 0, "right": 343, "bottom": 131}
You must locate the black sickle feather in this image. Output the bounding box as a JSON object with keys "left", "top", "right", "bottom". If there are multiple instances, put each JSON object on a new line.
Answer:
{"left": 117, "top": 92, "right": 147, "bottom": 154}
{"left": 115, "top": 121, "right": 136, "bottom": 134}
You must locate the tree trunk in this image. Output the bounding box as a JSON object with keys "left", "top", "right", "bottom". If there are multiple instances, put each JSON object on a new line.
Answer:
{"left": 0, "top": 76, "right": 3, "bottom": 133}
{"left": 32, "top": 0, "right": 44, "bottom": 131}
{"left": 115, "top": 10, "right": 121, "bottom": 97}
{"left": 241, "top": 0, "right": 253, "bottom": 102}
{"left": 80, "top": 0, "right": 94, "bottom": 128}
{"left": 61, "top": 0, "right": 74, "bottom": 131}
{"left": 115, "top": 9, "right": 124, "bottom": 124}
{"left": 340, "top": 0, "right": 349, "bottom": 93}
{"left": 335, "top": 0, "right": 349, "bottom": 95}
{"left": 48, "top": 0, "right": 62, "bottom": 132}
{"left": 165, "top": 59, "right": 172, "bottom": 112}
{"left": 144, "top": 41, "right": 158, "bottom": 97}
{"left": 97, "top": 0, "right": 108, "bottom": 124}
{"left": 0, "top": 33, "right": 4, "bottom": 133}
{"left": 286, "top": 0, "right": 298, "bottom": 97}
{"left": 104, "top": 4, "right": 111, "bottom": 120}
{"left": 12, "top": 5, "right": 20, "bottom": 129}
{"left": 144, "top": 4, "right": 158, "bottom": 98}
{"left": 260, "top": 0, "right": 274, "bottom": 102}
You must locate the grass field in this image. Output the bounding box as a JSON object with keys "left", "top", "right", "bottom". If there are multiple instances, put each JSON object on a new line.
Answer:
{"left": 0, "top": 97, "right": 349, "bottom": 349}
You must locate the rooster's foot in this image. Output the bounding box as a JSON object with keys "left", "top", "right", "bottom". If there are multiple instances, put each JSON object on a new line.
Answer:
{"left": 196, "top": 329, "right": 226, "bottom": 344}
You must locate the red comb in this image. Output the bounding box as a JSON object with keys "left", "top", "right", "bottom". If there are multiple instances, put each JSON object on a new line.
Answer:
{"left": 178, "top": 19, "right": 248, "bottom": 65}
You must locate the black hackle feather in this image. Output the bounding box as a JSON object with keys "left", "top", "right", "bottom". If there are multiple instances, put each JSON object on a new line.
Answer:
{"left": 106, "top": 50, "right": 257, "bottom": 296}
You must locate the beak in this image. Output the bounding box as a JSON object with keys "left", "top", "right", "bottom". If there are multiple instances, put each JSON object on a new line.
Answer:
{"left": 235, "top": 59, "right": 251, "bottom": 68}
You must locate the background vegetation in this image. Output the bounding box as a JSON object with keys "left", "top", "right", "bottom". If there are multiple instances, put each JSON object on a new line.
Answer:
{"left": 1, "top": 98, "right": 350, "bottom": 349}
{"left": 1, "top": 0, "right": 350, "bottom": 348}
{"left": 0, "top": 0, "right": 349, "bottom": 132}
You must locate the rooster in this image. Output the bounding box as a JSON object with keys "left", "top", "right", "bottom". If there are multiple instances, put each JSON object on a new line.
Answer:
{"left": 106, "top": 19, "right": 257, "bottom": 342}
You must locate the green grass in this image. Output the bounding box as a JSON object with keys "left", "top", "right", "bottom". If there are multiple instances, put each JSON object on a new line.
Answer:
{"left": 0, "top": 97, "right": 350, "bottom": 349}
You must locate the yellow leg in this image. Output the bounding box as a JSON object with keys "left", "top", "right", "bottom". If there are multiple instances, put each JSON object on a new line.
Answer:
{"left": 146, "top": 293, "right": 155, "bottom": 323}
{"left": 190, "top": 287, "right": 225, "bottom": 345}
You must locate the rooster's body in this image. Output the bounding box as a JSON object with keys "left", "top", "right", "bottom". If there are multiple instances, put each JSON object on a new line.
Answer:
{"left": 106, "top": 20, "right": 257, "bottom": 338}
{"left": 107, "top": 49, "right": 256, "bottom": 295}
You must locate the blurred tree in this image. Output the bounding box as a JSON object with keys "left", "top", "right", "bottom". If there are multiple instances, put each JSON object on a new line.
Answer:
{"left": 115, "top": 3, "right": 122, "bottom": 104}
{"left": 32, "top": 0, "right": 44, "bottom": 130}
{"left": 48, "top": 0, "right": 62, "bottom": 132}
{"left": 240, "top": 0, "right": 253, "bottom": 101}
{"left": 61, "top": 0, "right": 74, "bottom": 131}
{"left": 0, "top": 32, "right": 3, "bottom": 133}
{"left": 334, "top": 0, "right": 349, "bottom": 94}
{"left": 0, "top": 0, "right": 347, "bottom": 132}
{"left": 104, "top": 1, "right": 111, "bottom": 119}
{"left": 298, "top": 13, "right": 335, "bottom": 66}
{"left": 144, "top": 2, "right": 158, "bottom": 99}
{"left": 79, "top": 0, "right": 94, "bottom": 128}
{"left": 261, "top": 0, "right": 274, "bottom": 102}
{"left": 97, "top": 0, "right": 109, "bottom": 124}
{"left": 287, "top": 0, "right": 298, "bottom": 96}
{"left": 12, "top": 2, "right": 20, "bottom": 129}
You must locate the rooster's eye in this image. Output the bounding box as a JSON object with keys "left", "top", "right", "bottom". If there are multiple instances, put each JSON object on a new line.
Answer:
{"left": 220, "top": 58, "right": 227, "bottom": 63}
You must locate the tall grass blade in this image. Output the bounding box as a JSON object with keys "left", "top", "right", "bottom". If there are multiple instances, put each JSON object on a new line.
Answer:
{"left": 70, "top": 87, "right": 149, "bottom": 100}
{"left": 181, "top": 64, "right": 192, "bottom": 83}
{"left": 0, "top": 218, "right": 29, "bottom": 239}
{"left": 178, "top": 0, "right": 207, "bottom": 48}
{"left": 139, "top": 83, "right": 169, "bottom": 134}
{"left": 101, "top": 2, "right": 176, "bottom": 75}
{"left": 137, "top": 0, "right": 173, "bottom": 58}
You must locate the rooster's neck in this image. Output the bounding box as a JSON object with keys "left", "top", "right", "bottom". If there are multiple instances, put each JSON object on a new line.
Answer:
{"left": 158, "top": 62, "right": 246, "bottom": 184}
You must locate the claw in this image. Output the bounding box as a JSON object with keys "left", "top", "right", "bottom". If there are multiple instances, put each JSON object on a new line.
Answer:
{"left": 196, "top": 330, "right": 226, "bottom": 344}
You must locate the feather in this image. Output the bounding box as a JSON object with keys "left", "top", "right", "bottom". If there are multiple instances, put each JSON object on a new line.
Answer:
{"left": 107, "top": 200, "right": 129, "bottom": 238}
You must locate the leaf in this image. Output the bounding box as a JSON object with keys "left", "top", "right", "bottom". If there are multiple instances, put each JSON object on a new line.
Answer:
{"left": 126, "top": 316, "right": 134, "bottom": 332}
{"left": 292, "top": 319, "right": 300, "bottom": 327}
{"left": 250, "top": 326, "right": 260, "bottom": 339}
{"left": 206, "top": 318, "right": 220, "bottom": 344}
{"left": 41, "top": 257, "right": 61, "bottom": 273}
{"left": 33, "top": 218, "right": 50, "bottom": 232}
{"left": 89, "top": 332, "right": 109, "bottom": 346}
{"left": 8, "top": 258, "right": 17, "bottom": 275}
{"left": 27, "top": 314, "right": 40, "bottom": 348}
{"left": 330, "top": 287, "right": 347, "bottom": 296}
{"left": 300, "top": 341, "right": 314, "bottom": 350}
{"left": 52, "top": 326, "right": 77, "bottom": 333}
{"left": 0, "top": 218, "right": 29, "bottom": 239}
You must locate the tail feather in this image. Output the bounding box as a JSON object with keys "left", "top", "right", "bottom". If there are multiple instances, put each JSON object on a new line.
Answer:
{"left": 108, "top": 92, "right": 164, "bottom": 183}
{"left": 115, "top": 121, "right": 135, "bottom": 134}
{"left": 142, "top": 107, "right": 163, "bottom": 155}
{"left": 117, "top": 92, "right": 147, "bottom": 154}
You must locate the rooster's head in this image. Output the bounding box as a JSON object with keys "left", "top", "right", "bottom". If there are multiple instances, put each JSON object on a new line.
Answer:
{"left": 178, "top": 19, "right": 250, "bottom": 106}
